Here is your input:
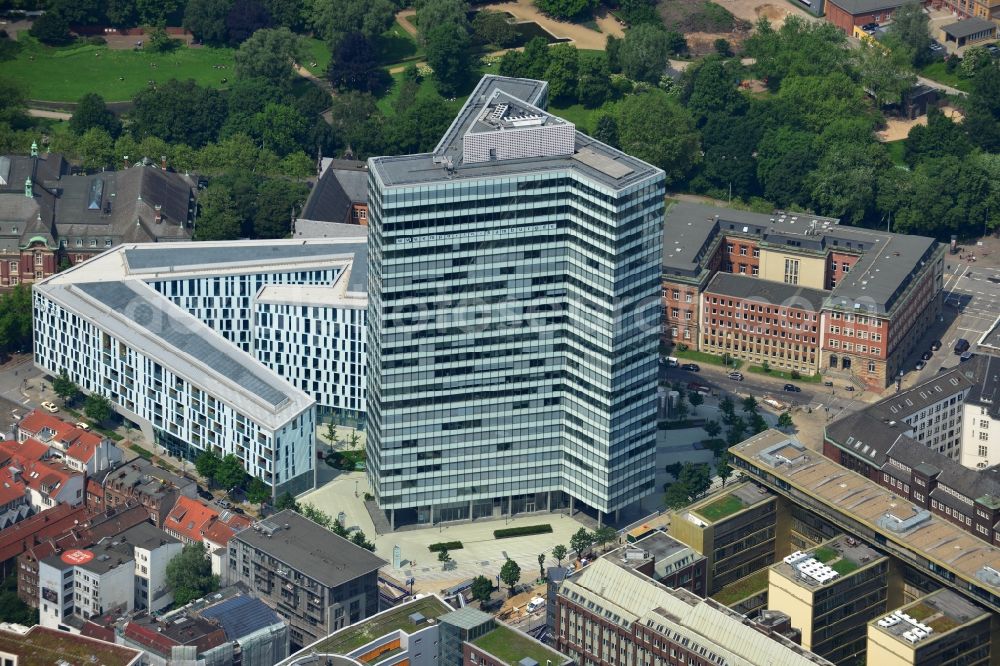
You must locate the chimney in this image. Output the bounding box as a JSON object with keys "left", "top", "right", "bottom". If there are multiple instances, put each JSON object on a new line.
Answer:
{"left": 154, "top": 204, "right": 162, "bottom": 224}
{"left": 30, "top": 141, "right": 38, "bottom": 157}
{"left": 24, "top": 177, "right": 32, "bottom": 198}
{"left": 160, "top": 155, "right": 167, "bottom": 172}
{"left": 123, "top": 155, "right": 130, "bottom": 169}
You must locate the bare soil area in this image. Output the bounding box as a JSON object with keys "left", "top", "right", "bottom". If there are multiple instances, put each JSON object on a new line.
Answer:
{"left": 722, "top": 0, "right": 816, "bottom": 28}
{"left": 876, "top": 105, "right": 964, "bottom": 142}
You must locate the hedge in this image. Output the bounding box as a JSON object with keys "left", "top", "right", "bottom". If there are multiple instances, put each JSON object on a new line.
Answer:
{"left": 428, "top": 541, "right": 464, "bottom": 552}
{"left": 493, "top": 524, "right": 553, "bottom": 539}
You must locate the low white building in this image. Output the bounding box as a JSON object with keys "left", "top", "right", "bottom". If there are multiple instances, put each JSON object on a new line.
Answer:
{"left": 32, "top": 231, "right": 367, "bottom": 498}
{"left": 38, "top": 522, "right": 181, "bottom": 631}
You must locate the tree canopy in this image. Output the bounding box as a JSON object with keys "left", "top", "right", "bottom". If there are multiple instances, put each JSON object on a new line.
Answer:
{"left": 166, "top": 543, "right": 219, "bottom": 605}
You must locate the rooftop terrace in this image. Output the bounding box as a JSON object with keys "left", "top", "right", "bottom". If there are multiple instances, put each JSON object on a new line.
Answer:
{"left": 688, "top": 482, "right": 771, "bottom": 524}
{"left": 0, "top": 625, "right": 141, "bottom": 666}
{"left": 774, "top": 535, "right": 883, "bottom": 588}
{"left": 309, "top": 596, "right": 452, "bottom": 655}
{"left": 872, "top": 589, "right": 989, "bottom": 646}
{"left": 471, "top": 624, "right": 567, "bottom": 666}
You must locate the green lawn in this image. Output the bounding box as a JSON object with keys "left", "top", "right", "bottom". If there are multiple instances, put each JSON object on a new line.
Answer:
{"left": 376, "top": 67, "right": 471, "bottom": 117}
{"left": 746, "top": 365, "right": 822, "bottom": 383}
{"left": 547, "top": 102, "right": 612, "bottom": 134}
{"left": 675, "top": 348, "right": 743, "bottom": 369}
{"left": 812, "top": 546, "right": 837, "bottom": 563}
{"left": 377, "top": 23, "right": 421, "bottom": 65}
{"left": 9, "top": 34, "right": 236, "bottom": 102}
{"left": 918, "top": 61, "right": 971, "bottom": 93}
{"left": 302, "top": 37, "right": 332, "bottom": 78}
{"left": 831, "top": 558, "right": 859, "bottom": 575}
{"left": 694, "top": 493, "right": 744, "bottom": 521}
{"left": 314, "top": 597, "right": 452, "bottom": 654}
{"left": 885, "top": 139, "right": 907, "bottom": 168}
{"left": 472, "top": 625, "right": 565, "bottom": 666}
{"left": 712, "top": 569, "right": 769, "bottom": 606}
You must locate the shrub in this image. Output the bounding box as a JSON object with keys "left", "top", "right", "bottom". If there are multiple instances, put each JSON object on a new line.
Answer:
{"left": 428, "top": 541, "right": 464, "bottom": 552}
{"left": 493, "top": 524, "right": 553, "bottom": 539}
{"left": 791, "top": 370, "right": 801, "bottom": 379}
{"left": 86, "top": 35, "right": 107, "bottom": 46}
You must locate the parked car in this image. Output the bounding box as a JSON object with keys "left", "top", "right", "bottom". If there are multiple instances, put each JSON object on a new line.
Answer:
{"left": 861, "top": 21, "right": 879, "bottom": 32}
{"left": 844, "top": 385, "right": 855, "bottom": 392}
{"left": 928, "top": 40, "right": 945, "bottom": 56}
{"left": 961, "top": 351, "right": 975, "bottom": 362}
{"left": 921, "top": 351, "right": 933, "bottom": 361}
{"left": 41, "top": 401, "right": 58, "bottom": 413}
{"left": 664, "top": 357, "right": 679, "bottom": 367}
{"left": 197, "top": 487, "right": 213, "bottom": 501}
{"left": 74, "top": 422, "right": 90, "bottom": 431}
{"left": 681, "top": 363, "right": 700, "bottom": 372}
{"left": 729, "top": 372, "right": 744, "bottom": 381}
{"left": 954, "top": 338, "right": 970, "bottom": 355}
{"left": 783, "top": 384, "right": 801, "bottom": 392}
{"left": 687, "top": 383, "right": 710, "bottom": 395}
{"left": 218, "top": 499, "right": 232, "bottom": 509}
{"left": 987, "top": 43, "right": 1000, "bottom": 57}
{"left": 915, "top": 361, "right": 926, "bottom": 371}
{"left": 526, "top": 597, "right": 546, "bottom": 613}
{"left": 930, "top": 340, "right": 942, "bottom": 351}
{"left": 823, "top": 380, "right": 834, "bottom": 387}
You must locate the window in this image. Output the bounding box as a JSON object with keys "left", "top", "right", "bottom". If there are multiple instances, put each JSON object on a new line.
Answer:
{"left": 684, "top": 293, "right": 692, "bottom": 303}
{"left": 868, "top": 361, "right": 876, "bottom": 372}
{"left": 739, "top": 264, "right": 747, "bottom": 274}
{"left": 726, "top": 244, "right": 734, "bottom": 254}
{"left": 739, "top": 246, "right": 747, "bottom": 256}
{"left": 842, "top": 262, "right": 851, "bottom": 272}
{"left": 981, "top": 431, "right": 989, "bottom": 441}
{"left": 784, "top": 258, "right": 800, "bottom": 285}
{"left": 672, "top": 290, "right": 679, "bottom": 300}
{"left": 979, "top": 445, "right": 989, "bottom": 457}
{"left": 981, "top": 420, "right": 990, "bottom": 429}
{"left": 752, "top": 266, "right": 759, "bottom": 276}
{"left": 753, "top": 248, "right": 760, "bottom": 258}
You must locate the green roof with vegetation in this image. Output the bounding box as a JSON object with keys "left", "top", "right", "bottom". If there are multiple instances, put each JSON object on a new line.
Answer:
{"left": 472, "top": 625, "right": 566, "bottom": 666}
{"left": 693, "top": 493, "right": 745, "bottom": 522}
{"left": 712, "top": 568, "right": 769, "bottom": 606}
{"left": 312, "top": 597, "right": 452, "bottom": 654}
{"left": 0, "top": 628, "right": 139, "bottom": 666}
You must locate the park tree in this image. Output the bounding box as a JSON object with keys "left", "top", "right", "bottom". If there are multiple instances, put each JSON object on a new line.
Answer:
{"left": 962, "top": 45, "right": 992, "bottom": 78}
{"left": 593, "top": 115, "right": 619, "bottom": 147}
{"left": 715, "top": 38, "right": 733, "bottom": 57}
{"left": 84, "top": 393, "right": 114, "bottom": 425}
{"left": 808, "top": 141, "right": 887, "bottom": 224}
{"left": 415, "top": 0, "right": 470, "bottom": 43}
{"left": 329, "top": 32, "right": 387, "bottom": 93}
{"left": 52, "top": 370, "right": 80, "bottom": 406}
{"left": 234, "top": 28, "right": 305, "bottom": 89}
{"left": 472, "top": 10, "right": 516, "bottom": 47}
{"left": 552, "top": 544, "right": 568, "bottom": 566}
{"left": 744, "top": 16, "right": 848, "bottom": 91}
{"left": 756, "top": 127, "right": 816, "bottom": 207}
{"left": 226, "top": 0, "right": 272, "bottom": 46}
{"left": 500, "top": 558, "right": 521, "bottom": 595}
{"left": 887, "top": 1, "right": 931, "bottom": 65}
{"left": 681, "top": 55, "right": 749, "bottom": 122}
{"left": 617, "top": 0, "right": 658, "bottom": 24}
{"left": 184, "top": 0, "right": 232, "bottom": 45}
{"left": 254, "top": 179, "right": 308, "bottom": 239}
{"left": 777, "top": 412, "right": 794, "bottom": 429}
{"left": 576, "top": 54, "right": 613, "bottom": 109}
{"left": 544, "top": 44, "right": 580, "bottom": 104}
{"left": 49, "top": 0, "right": 106, "bottom": 25}
{"left": 76, "top": 127, "right": 115, "bottom": 171}
{"left": 248, "top": 103, "right": 309, "bottom": 156}
{"left": 664, "top": 483, "right": 690, "bottom": 510}
{"left": 593, "top": 526, "right": 617, "bottom": 552}
{"left": 904, "top": 108, "right": 972, "bottom": 166}
{"left": 310, "top": 0, "right": 395, "bottom": 47}
{"left": 132, "top": 80, "right": 227, "bottom": 148}
{"left": 0, "top": 286, "right": 32, "bottom": 357}
{"left": 615, "top": 89, "right": 699, "bottom": 185}
{"left": 195, "top": 450, "right": 222, "bottom": 480}
{"left": 69, "top": 93, "right": 121, "bottom": 138}
{"left": 136, "top": 0, "right": 183, "bottom": 25}
{"left": 166, "top": 543, "right": 219, "bottom": 605}
{"left": 425, "top": 23, "right": 471, "bottom": 96}
{"left": 854, "top": 40, "right": 915, "bottom": 109}
{"left": 964, "top": 62, "right": 1000, "bottom": 152}
{"left": 263, "top": 0, "right": 304, "bottom": 30}
{"left": 618, "top": 24, "right": 673, "bottom": 84}
{"left": 471, "top": 575, "right": 493, "bottom": 605}
{"left": 688, "top": 391, "right": 704, "bottom": 413}
{"left": 703, "top": 419, "right": 721, "bottom": 438}
{"left": 535, "top": 0, "right": 598, "bottom": 21}
{"left": 384, "top": 94, "right": 456, "bottom": 154}
{"left": 328, "top": 91, "right": 387, "bottom": 158}
{"left": 538, "top": 553, "right": 546, "bottom": 579}
{"left": 246, "top": 477, "right": 270, "bottom": 505}
{"left": 105, "top": 0, "right": 138, "bottom": 27}
{"left": 717, "top": 451, "right": 734, "bottom": 486}
{"left": 195, "top": 184, "right": 241, "bottom": 241}
{"left": 570, "top": 527, "right": 593, "bottom": 558}
{"left": 215, "top": 454, "right": 247, "bottom": 493}
{"left": 29, "top": 12, "right": 72, "bottom": 45}
{"left": 147, "top": 25, "right": 178, "bottom": 53}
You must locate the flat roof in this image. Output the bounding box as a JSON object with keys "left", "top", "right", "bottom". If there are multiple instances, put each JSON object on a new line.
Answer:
{"left": 773, "top": 534, "right": 883, "bottom": 589}
{"left": 685, "top": 482, "right": 772, "bottom": 525}
{"left": 0, "top": 625, "right": 141, "bottom": 666}
{"left": 233, "top": 510, "right": 386, "bottom": 590}
{"left": 871, "top": 588, "right": 989, "bottom": 645}
{"left": 731, "top": 430, "right": 1000, "bottom": 601}
{"left": 370, "top": 75, "right": 662, "bottom": 192}
{"left": 941, "top": 17, "right": 997, "bottom": 39}
{"left": 979, "top": 314, "right": 1000, "bottom": 353}
{"left": 471, "top": 624, "right": 569, "bottom": 666}
{"left": 706, "top": 272, "right": 828, "bottom": 312}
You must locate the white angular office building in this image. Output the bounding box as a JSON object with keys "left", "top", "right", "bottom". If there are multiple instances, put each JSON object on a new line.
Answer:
{"left": 32, "top": 232, "right": 366, "bottom": 497}
{"left": 367, "top": 76, "right": 665, "bottom": 527}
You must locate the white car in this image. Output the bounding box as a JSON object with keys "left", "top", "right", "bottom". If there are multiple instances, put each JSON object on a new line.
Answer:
{"left": 526, "top": 597, "right": 545, "bottom": 613}
{"left": 75, "top": 422, "right": 91, "bottom": 431}
{"left": 41, "top": 401, "right": 58, "bottom": 413}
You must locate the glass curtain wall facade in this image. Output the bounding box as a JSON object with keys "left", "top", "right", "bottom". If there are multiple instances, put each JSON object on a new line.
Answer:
{"left": 367, "top": 77, "right": 664, "bottom": 525}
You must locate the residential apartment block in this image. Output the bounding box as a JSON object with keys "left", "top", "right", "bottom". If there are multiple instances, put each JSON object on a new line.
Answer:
{"left": 368, "top": 75, "right": 664, "bottom": 527}
{"left": 960, "top": 354, "right": 1000, "bottom": 469}
{"left": 662, "top": 202, "right": 943, "bottom": 388}
{"left": 0, "top": 148, "right": 195, "bottom": 288}
{"left": 0, "top": 436, "right": 84, "bottom": 513}
{"left": 17, "top": 408, "right": 123, "bottom": 475}
{"left": 225, "top": 510, "right": 387, "bottom": 650}
{"left": 33, "top": 234, "right": 367, "bottom": 496}
{"left": 554, "top": 557, "right": 833, "bottom": 666}
{"left": 669, "top": 482, "right": 783, "bottom": 593}
{"left": 867, "top": 589, "right": 994, "bottom": 666}
{"left": 89, "top": 458, "right": 197, "bottom": 527}
{"left": 38, "top": 521, "right": 181, "bottom": 631}
{"left": 768, "top": 536, "right": 890, "bottom": 665}
{"left": 163, "top": 495, "right": 251, "bottom": 577}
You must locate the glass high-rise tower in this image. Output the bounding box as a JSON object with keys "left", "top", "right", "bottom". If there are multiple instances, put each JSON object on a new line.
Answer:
{"left": 367, "top": 76, "right": 664, "bottom": 528}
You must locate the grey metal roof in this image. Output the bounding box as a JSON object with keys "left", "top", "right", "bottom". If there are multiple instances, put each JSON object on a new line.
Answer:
{"left": 124, "top": 242, "right": 362, "bottom": 272}
{"left": 75, "top": 280, "right": 290, "bottom": 406}
{"left": 232, "top": 510, "right": 386, "bottom": 589}
{"left": 705, "top": 271, "right": 828, "bottom": 312}
{"left": 966, "top": 355, "right": 1000, "bottom": 419}
{"left": 827, "top": 0, "right": 909, "bottom": 14}
{"left": 439, "top": 606, "right": 493, "bottom": 630}
{"left": 293, "top": 219, "right": 370, "bottom": 240}
{"left": 662, "top": 202, "right": 720, "bottom": 275}
{"left": 941, "top": 17, "right": 996, "bottom": 39}
{"left": 370, "top": 75, "right": 662, "bottom": 192}
{"left": 200, "top": 594, "right": 283, "bottom": 640}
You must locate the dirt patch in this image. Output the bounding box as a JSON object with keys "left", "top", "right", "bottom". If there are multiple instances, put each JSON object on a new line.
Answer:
{"left": 658, "top": 0, "right": 751, "bottom": 33}
{"left": 876, "top": 105, "right": 964, "bottom": 142}
{"left": 684, "top": 30, "right": 749, "bottom": 55}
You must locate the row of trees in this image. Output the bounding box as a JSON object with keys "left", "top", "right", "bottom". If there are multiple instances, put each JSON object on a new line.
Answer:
{"left": 0, "top": 285, "right": 32, "bottom": 359}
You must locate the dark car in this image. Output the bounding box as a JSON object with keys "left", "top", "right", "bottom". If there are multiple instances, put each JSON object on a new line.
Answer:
{"left": 729, "top": 371, "right": 744, "bottom": 381}
{"left": 921, "top": 351, "right": 933, "bottom": 361}
{"left": 783, "top": 384, "right": 801, "bottom": 392}
{"left": 823, "top": 380, "right": 834, "bottom": 387}
{"left": 861, "top": 21, "right": 879, "bottom": 32}
{"left": 916, "top": 361, "right": 926, "bottom": 371}
{"left": 197, "top": 487, "right": 213, "bottom": 501}
{"left": 681, "top": 363, "right": 700, "bottom": 372}
{"left": 987, "top": 43, "right": 1000, "bottom": 57}
{"left": 844, "top": 385, "right": 855, "bottom": 392}
{"left": 930, "top": 340, "right": 942, "bottom": 351}
{"left": 928, "top": 40, "right": 945, "bottom": 56}
{"left": 989, "top": 276, "right": 1000, "bottom": 284}
{"left": 954, "top": 338, "right": 971, "bottom": 354}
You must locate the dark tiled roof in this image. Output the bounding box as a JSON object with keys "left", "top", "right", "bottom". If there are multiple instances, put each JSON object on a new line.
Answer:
{"left": 941, "top": 17, "right": 996, "bottom": 39}
{"left": 300, "top": 160, "right": 368, "bottom": 223}
{"left": 705, "top": 271, "right": 828, "bottom": 312}
{"left": 966, "top": 355, "right": 1000, "bottom": 419}
{"left": 827, "top": 0, "right": 909, "bottom": 14}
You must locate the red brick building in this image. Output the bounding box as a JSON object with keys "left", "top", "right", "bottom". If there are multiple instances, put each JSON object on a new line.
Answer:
{"left": 825, "top": 0, "right": 913, "bottom": 33}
